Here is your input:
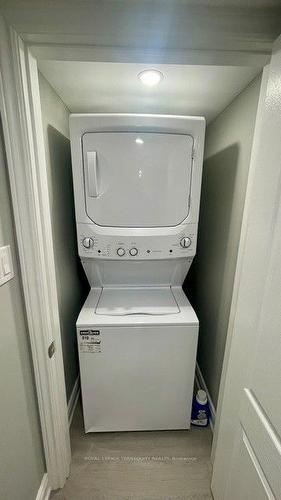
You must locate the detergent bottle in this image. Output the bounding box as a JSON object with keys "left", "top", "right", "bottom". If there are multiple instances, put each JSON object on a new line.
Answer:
{"left": 191, "top": 389, "right": 209, "bottom": 427}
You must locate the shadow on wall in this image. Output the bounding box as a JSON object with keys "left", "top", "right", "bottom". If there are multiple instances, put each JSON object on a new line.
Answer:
{"left": 47, "top": 125, "right": 89, "bottom": 400}
{"left": 185, "top": 143, "right": 239, "bottom": 407}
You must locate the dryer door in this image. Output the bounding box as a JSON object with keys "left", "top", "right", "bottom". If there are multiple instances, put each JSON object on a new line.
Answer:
{"left": 82, "top": 132, "right": 193, "bottom": 227}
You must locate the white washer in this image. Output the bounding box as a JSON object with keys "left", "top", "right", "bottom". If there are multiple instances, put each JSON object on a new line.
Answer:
{"left": 77, "top": 287, "right": 198, "bottom": 432}
{"left": 70, "top": 114, "right": 205, "bottom": 432}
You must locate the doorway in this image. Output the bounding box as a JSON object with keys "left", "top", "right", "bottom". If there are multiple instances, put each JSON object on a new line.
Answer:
{"left": 1, "top": 14, "right": 278, "bottom": 496}
{"left": 35, "top": 53, "right": 263, "bottom": 498}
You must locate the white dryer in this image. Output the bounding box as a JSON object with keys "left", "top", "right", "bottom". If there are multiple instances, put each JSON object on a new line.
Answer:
{"left": 70, "top": 114, "right": 205, "bottom": 432}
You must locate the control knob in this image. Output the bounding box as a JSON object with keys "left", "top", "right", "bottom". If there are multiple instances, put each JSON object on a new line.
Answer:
{"left": 180, "top": 237, "right": 191, "bottom": 248}
{"left": 129, "top": 248, "right": 138, "bottom": 256}
{"left": 82, "top": 237, "right": 94, "bottom": 249}
{"left": 117, "top": 248, "right": 126, "bottom": 257}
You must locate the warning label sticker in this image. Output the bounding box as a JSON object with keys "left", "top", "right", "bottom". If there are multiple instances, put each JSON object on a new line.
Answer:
{"left": 79, "top": 330, "right": 101, "bottom": 353}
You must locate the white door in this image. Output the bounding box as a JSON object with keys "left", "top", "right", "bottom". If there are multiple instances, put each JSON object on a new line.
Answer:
{"left": 82, "top": 132, "right": 193, "bottom": 227}
{"left": 212, "top": 36, "right": 281, "bottom": 499}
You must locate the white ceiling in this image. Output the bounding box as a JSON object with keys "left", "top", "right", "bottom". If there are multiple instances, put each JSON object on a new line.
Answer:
{"left": 38, "top": 61, "right": 259, "bottom": 123}
{"left": 3, "top": 1, "right": 281, "bottom": 56}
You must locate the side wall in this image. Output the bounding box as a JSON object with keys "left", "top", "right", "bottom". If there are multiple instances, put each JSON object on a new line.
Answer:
{"left": 186, "top": 75, "right": 261, "bottom": 408}
{"left": 0, "top": 118, "right": 45, "bottom": 499}
{"left": 38, "top": 73, "right": 88, "bottom": 401}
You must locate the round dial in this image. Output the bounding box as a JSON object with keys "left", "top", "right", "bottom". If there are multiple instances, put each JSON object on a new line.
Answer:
{"left": 180, "top": 237, "right": 191, "bottom": 248}
{"left": 117, "top": 248, "right": 126, "bottom": 257}
{"left": 129, "top": 248, "right": 138, "bottom": 256}
{"left": 82, "top": 237, "right": 94, "bottom": 249}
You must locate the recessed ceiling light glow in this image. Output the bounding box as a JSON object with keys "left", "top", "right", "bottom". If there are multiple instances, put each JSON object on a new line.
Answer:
{"left": 138, "top": 69, "right": 163, "bottom": 87}
{"left": 135, "top": 137, "right": 144, "bottom": 144}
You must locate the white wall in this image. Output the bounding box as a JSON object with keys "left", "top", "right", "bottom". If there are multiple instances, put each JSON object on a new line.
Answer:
{"left": 186, "top": 74, "right": 262, "bottom": 407}
{"left": 0, "top": 118, "right": 45, "bottom": 499}
{"left": 38, "top": 73, "right": 88, "bottom": 401}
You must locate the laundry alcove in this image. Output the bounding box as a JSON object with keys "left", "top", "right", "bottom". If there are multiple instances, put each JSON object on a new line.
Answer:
{"left": 36, "top": 57, "right": 262, "bottom": 498}
{"left": 1, "top": 0, "right": 281, "bottom": 496}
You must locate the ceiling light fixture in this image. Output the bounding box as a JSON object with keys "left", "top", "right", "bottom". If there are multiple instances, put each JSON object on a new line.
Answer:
{"left": 135, "top": 137, "right": 144, "bottom": 145}
{"left": 138, "top": 69, "right": 163, "bottom": 87}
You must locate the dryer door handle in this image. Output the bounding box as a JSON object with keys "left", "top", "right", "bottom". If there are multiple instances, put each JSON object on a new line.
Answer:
{"left": 86, "top": 151, "right": 98, "bottom": 197}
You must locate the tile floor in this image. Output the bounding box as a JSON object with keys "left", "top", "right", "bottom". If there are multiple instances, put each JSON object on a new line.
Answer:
{"left": 51, "top": 401, "right": 213, "bottom": 500}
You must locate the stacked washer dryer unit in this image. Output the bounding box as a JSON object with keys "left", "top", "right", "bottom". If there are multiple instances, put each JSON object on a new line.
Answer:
{"left": 70, "top": 114, "right": 205, "bottom": 433}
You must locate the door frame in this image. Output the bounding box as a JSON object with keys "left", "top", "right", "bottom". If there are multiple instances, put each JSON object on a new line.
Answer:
{"left": 211, "top": 62, "right": 270, "bottom": 464}
{"left": 211, "top": 34, "right": 281, "bottom": 498}
{"left": 0, "top": 19, "right": 70, "bottom": 490}
{"left": 0, "top": 14, "right": 274, "bottom": 492}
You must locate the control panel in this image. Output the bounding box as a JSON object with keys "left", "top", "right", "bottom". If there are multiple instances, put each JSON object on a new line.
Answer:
{"left": 78, "top": 223, "right": 197, "bottom": 260}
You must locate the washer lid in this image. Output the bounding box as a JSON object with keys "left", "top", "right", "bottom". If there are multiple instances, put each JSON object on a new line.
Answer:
{"left": 95, "top": 287, "right": 180, "bottom": 316}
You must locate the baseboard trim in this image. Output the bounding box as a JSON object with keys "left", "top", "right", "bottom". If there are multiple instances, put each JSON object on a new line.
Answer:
{"left": 195, "top": 363, "right": 216, "bottom": 433}
{"left": 68, "top": 376, "right": 80, "bottom": 427}
{"left": 36, "top": 473, "right": 51, "bottom": 500}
